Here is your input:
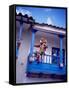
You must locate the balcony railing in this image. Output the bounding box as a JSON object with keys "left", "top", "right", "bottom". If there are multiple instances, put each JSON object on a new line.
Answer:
{"left": 27, "top": 53, "right": 66, "bottom": 75}
{"left": 28, "top": 53, "right": 60, "bottom": 64}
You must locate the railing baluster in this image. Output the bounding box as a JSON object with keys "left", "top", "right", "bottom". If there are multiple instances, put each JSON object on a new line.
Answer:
{"left": 49, "top": 56, "right": 50, "bottom": 63}
{"left": 46, "top": 55, "right": 47, "bottom": 63}
{"left": 28, "top": 53, "right": 60, "bottom": 64}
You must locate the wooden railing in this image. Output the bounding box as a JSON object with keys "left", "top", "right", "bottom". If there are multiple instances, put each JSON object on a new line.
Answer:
{"left": 28, "top": 53, "right": 60, "bottom": 64}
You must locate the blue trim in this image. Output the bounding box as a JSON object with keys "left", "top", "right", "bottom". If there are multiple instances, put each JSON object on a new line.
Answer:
{"left": 27, "top": 61, "right": 66, "bottom": 75}
{"left": 60, "top": 36, "right": 63, "bottom": 64}
{"left": 16, "top": 44, "right": 18, "bottom": 58}
{"left": 30, "top": 29, "right": 37, "bottom": 55}
{"left": 18, "top": 22, "right": 24, "bottom": 40}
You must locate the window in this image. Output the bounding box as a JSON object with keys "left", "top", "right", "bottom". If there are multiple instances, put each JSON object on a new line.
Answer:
{"left": 52, "top": 47, "right": 65, "bottom": 65}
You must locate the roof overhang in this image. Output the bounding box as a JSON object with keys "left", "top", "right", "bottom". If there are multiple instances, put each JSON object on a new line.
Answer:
{"left": 33, "top": 24, "right": 66, "bottom": 36}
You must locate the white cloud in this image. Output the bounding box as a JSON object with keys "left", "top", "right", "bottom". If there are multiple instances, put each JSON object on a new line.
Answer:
{"left": 16, "top": 7, "right": 32, "bottom": 17}
{"left": 46, "top": 17, "right": 54, "bottom": 25}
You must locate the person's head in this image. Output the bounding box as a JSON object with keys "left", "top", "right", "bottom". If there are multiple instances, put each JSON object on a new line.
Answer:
{"left": 40, "top": 37, "right": 47, "bottom": 45}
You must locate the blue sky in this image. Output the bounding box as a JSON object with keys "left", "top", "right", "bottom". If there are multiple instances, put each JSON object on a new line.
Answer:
{"left": 16, "top": 6, "right": 66, "bottom": 28}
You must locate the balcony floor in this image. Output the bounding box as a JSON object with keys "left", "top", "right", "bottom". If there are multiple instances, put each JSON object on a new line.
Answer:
{"left": 27, "top": 60, "right": 66, "bottom": 75}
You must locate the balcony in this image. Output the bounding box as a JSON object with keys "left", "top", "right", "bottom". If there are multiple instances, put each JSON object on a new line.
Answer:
{"left": 26, "top": 54, "right": 66, "bottom": 76}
